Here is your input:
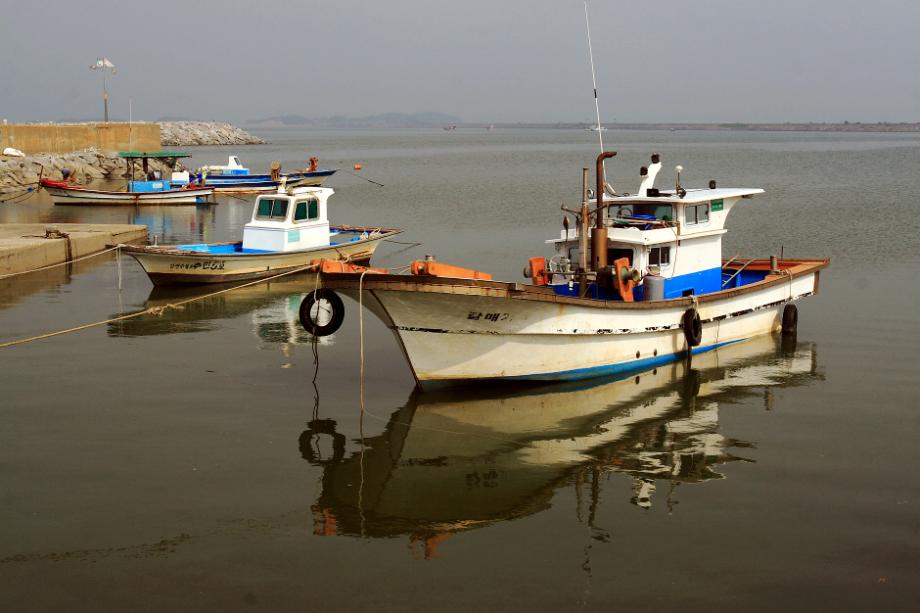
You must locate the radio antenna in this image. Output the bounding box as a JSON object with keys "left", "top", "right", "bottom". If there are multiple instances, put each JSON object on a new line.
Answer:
{"left": 584, "top": 2, "right": 610, "bottom": 188}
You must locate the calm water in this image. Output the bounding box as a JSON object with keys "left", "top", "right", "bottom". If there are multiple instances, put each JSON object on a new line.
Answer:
{"left": 1, "top": 128, "right": 919, "bottom": 611}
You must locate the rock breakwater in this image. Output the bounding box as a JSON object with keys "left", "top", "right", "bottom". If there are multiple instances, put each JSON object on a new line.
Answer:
{"left": 159, "top": 121, "right": 267, "bottom": 146}
{"left": 0, "top": 150, "right": 175, "bottom": 196}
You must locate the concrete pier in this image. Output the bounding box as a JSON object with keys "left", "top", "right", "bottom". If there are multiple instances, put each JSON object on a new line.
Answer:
{"left": 0, "top": 223, "right": 147, "bottom": 276}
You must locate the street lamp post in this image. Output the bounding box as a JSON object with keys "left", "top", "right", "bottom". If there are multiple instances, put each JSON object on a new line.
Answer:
{"left": 90, "top": 58, "right": 116, "bottom": 123}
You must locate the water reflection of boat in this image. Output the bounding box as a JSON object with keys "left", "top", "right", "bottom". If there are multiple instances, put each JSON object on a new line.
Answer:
{"left": 106, "top": 276, "right": 316, "bottom": 338}
{"left": 304, "top": 334, "right": 819, "bottom": 555}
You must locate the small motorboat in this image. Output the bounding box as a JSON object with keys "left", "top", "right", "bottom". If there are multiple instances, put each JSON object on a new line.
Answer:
{"left": 120, "top": 184, "right": 400, "bottom": 285}
{"left": 40, "top": 151, "right": 215, "bottom": 205}
{"left": 309, "top": 152, "right": 829, "bottom": 388}
{"left": 197, "top": 156, "right": 336, "bottom": 192}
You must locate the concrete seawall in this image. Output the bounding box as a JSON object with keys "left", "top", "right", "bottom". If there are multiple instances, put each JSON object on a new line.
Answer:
{"left": 0, "top": 224, "right": 147, "bottom": 277}
{"left": 1, "top": 123, "right": 160, "bottom": 155}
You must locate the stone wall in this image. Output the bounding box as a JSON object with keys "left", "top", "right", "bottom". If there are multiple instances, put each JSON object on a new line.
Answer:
{"left": 0, "top": 151, "right": 176, "bottom": 196}
{"left": 159, "top": 121, "right": 267, "bottom": 146}
{"left": 0, "top": 122, "right": 161, "bottom": 155}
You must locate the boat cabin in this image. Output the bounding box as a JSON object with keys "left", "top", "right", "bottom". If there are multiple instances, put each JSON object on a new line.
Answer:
{"left": 242, "top": 186, "right": 333, "bottom": 252}
{"left": 118, "top": 151, "right": 195, "bottom": 192}
{"left": 199, "top": 156, "right": 250, "bottom": 177}
{"left": 546, "top": 155, "right": 764, "bottom": 300}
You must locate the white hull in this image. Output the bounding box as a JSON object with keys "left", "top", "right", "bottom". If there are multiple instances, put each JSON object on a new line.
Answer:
{"left": 123, "top": 229, "right": 398, "bottom": 285}
{"left": 44, "top": 186, "right": 214, "bottom": 205}
{"left": 329, "top": 263, "right": 824, "bottom": 384}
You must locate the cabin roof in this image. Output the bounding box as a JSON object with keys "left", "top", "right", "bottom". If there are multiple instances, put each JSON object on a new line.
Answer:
{"left": 606, "top": 187, "right": 763, "bottom": 205}
{"left": 260, "top": 186, "right": 333, "bottom": 199}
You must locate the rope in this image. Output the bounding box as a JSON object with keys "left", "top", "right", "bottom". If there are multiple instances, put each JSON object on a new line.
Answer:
{"left": 340, "top": 168, "right": 384, "bottom": 187}
{"left": 382, "top": 238, "right": 423, "bottom": 247}
{"left": 0, "top": 186, "right": 39, "bottom": 204}
{"left": 0, "top": 245, "right": 120, "bottom": 280}
{"left": 0, "top": 261, "right": 320, "bottom": 350}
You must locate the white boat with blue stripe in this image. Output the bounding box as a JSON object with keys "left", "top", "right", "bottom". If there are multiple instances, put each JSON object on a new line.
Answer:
{"left": 197, "top": 156, "right": 336, "bottom": 192}
{"left": 120, "top": 184, "right": 399, "bottom": 285}
{"left": 315, "top": 152, "right": 828, "bottom": 389}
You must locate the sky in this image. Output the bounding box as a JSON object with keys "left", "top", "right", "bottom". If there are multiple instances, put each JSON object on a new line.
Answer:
{"left": 1, "top": 0, "right": 918, "bottom": 124}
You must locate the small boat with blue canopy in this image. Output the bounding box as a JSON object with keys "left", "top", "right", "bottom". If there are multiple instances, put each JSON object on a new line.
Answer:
{"left": 40, "top": 151, "right": 215, "bottom": 205}
{"left": 196, "top": 156, "right": 336, "bottom": 193}
{"left": 119, "top": 183, "right": 399, "bottom": 285}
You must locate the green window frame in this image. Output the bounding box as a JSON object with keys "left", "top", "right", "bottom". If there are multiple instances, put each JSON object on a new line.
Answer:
{"left": 294, "top": 201, "right": 308, "bottom": 221}
{"left": 294, "top": 198, "right": 320, "bottom": 222}
{"left": 256, "top": 198, "right": 289, "bottom": 220}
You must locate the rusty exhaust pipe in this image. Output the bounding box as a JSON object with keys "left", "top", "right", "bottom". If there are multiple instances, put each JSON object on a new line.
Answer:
{"left": 592, "top": 151, "right": 617, "bottom": 272}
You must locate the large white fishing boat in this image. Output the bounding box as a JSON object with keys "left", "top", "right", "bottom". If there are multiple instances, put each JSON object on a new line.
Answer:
{"left": 120, "top": 184, "right": 400, "bottom": 285}
{"left": 309, "top": 152, "right": 829, "bottom": 387}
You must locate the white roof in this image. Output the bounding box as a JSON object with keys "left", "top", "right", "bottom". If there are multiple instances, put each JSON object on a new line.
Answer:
{"left": 603, "top": 187, "right": 763, "bottom": 205}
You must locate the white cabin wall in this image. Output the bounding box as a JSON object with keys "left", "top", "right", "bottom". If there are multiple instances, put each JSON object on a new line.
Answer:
{"left": 670, "top": 234, "right": 723, "bottom": 278}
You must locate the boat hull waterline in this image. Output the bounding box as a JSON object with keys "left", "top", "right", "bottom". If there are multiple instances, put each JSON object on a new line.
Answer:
{"left": 201, "top": 170, "right": 336, "bottom": 192}
{"left": 122, "top": 227, "right": 400, "bottom": 285}
{"left": 42, "top": 184, "right": 215, "bottom": 205}
{"left": 323, "top": 259, "right": 827, "bottom": 385}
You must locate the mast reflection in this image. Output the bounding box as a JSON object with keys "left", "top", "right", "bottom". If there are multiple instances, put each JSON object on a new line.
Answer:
{"left": 304, "top": 334, "right": 821, "bottom": 557}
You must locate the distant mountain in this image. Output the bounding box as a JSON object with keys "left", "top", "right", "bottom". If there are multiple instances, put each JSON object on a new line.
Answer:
{"left": 246, "top": 112, "right": 462, "bottom": 128}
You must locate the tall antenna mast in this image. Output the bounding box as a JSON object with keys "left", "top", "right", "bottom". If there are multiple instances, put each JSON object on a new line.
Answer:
{"left": 584, "top": 2, "right": 608, "bottom": 184}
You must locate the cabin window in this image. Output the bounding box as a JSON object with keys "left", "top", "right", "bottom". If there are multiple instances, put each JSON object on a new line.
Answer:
{"left": 256, "top": 198, "right": 289, "bottom": 220}
{"left": 649, "top": 246, "right": 671, "bottom": 266}
{"left": 295, "top": 199, "right": 320, "bottom": 222}
{"left": 608, "top": 247, "right": 634, "bottom": 265}
{"left": 614, "top": 203, "right": 673, "bottom": 221}
{"left": 685, "top": 203, "right": 710, "bottom": 225}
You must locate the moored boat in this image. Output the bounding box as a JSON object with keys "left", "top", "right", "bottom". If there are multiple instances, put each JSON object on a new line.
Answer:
{"left": 40, "top": 151, "right": 215, "bottom": 205}
{"left": 197, "top": 155, "right": 336, "bottom": 192}
{"left": 309, "top": 152, "right": 829, "bottom": 388}
{"left": 120, "top": 184, "right": 400, "bottom": 285}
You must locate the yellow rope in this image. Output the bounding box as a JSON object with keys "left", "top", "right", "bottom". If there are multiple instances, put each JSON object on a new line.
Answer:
{"left": 0, "top": 262, "right": 320, "bottom": 350}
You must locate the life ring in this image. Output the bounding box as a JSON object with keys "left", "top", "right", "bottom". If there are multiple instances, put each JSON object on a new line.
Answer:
{"left": 612, "top": 257, "right": 636, "bottom": 302}
{"left": 299, "top": 289, "right": 345, "bottom": 337}
{"left": 682, "top": 307, "right": 702, "bottom": 347}
{"left": 781, "top": 303, "right": 798, "bottom": 336}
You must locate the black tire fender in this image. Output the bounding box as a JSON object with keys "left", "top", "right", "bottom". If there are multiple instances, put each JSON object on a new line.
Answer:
{"left": 682, "top": 308, "right": 703, "bottom": 347}
{"left": 299, "top": 289, "right": 345, "bottom": 337}
{"left": 781, "top": 303, "right": 798, "bottom": 336}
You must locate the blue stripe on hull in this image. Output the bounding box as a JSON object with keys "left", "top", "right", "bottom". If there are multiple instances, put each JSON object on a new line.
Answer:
{"left": 502, "top": 339, "right": 744, "bottom": 382}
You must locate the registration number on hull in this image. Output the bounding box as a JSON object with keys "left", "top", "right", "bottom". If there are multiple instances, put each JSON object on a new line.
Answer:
{"left": 169, "top": 260, "right": 226, "bottom": 271}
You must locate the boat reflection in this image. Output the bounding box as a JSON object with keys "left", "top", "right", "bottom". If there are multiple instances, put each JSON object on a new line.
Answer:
{"left": 303, "top": 334, "right": 821, "bottom": 557}
{"left": 107, "top": 275, "right": 322, "bottom": 341}
{"left": 0, "top": 253, "right": 112, "bottom": 311}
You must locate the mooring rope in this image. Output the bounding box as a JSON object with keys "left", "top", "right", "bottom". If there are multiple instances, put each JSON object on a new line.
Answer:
{"left": 0, "top": 261, "right": 320, "bottom": 350}
{"left": 0, "top": 245, "right": 121, "bottom": 280}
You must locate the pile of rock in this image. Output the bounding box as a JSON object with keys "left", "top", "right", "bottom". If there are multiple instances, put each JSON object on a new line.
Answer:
{"left": 0, "top": 150, "right": 174, "bottom": 195}
{"left": 159, "top": 121, "right": 267, "bottom": 146}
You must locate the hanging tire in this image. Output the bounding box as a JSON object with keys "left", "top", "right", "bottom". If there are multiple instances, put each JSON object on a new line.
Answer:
{"left": 781, "top": 303, "right": 798, "bottom": 336}
{"left": 299, "top": 289, "right": 345, "bottom": 337}
{"left": 682, "top": 308, "right": 702, "bottom": 347}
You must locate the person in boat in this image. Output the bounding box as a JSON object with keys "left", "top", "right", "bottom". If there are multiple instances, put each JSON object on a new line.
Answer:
{"left": 270, "top": 161, "right": 282, "bottom": 181}
{"left": 307, "top": 156, "right": 319, "bottom": 172}
{"left": 62, "top": 168, "right": 78, "bottom": 183}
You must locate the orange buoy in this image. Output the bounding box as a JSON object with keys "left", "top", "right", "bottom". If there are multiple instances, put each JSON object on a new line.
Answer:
{"left": 353, "top": 163, "right": 362, "bottom": 171}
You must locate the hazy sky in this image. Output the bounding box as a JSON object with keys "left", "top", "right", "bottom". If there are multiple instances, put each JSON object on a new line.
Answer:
{"left": 1, "top": 0, "right": 918, "bottom": 124}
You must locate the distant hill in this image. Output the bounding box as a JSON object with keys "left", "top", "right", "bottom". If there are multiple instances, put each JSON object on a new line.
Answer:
{"left": 246, "top": 112, "right": 462, "bottom": 128}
